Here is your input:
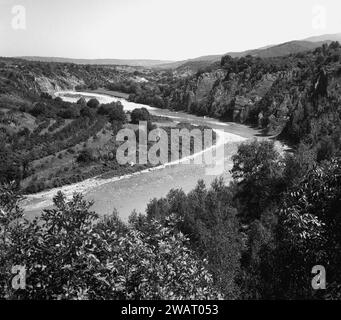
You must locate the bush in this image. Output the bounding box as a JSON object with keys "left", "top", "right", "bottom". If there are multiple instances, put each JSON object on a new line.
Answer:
{"left": 29, "top": 103, "right": 49, "bottom": 117}
{"left": 76, "top": 149, "right": 93, "bottom": 164}
{"left": 87, "top": 98, "right": 100, "bottom": 109}
{"left": 19, "top": 105, "right": 29, "bottom": 113}
{"left": 80, "top": 106, "right": 95, "bottom": 119}
{"left": 40, "top": 92, "right": 52, "bottom": 100}
{"left": 58, "top": 107, "right": 79, "bottom": 119}
{"left": 77, "top": 97, "right": 87, "bottom": 107}
{"left": 130, "top": 108, "right": 150, "bottom": 124}
{"left": 54, "top": 97, "right": 63, "bottom": 103}
{"left": 98, "top": 102, "right": 126, "bottom": 123}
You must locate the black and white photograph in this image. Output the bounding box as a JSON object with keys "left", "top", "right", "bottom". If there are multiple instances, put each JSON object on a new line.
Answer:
{"left": 0, "top": 0, "right": 340, "bottom": 307}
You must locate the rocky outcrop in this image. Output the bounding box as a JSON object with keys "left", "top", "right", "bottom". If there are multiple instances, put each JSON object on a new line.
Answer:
{"left": 0, "top": 59, "right": 129, "bottom": 99}
{"left": 168, "top": 67, "right": 289, "bottom": 133}
{"left": 164, "top": 47, "right": 339, "bottom": 139}
{"left": 34, "top": 75, "right": 85, "bottom": 94}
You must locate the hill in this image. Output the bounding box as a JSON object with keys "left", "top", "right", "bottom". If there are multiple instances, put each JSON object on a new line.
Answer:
{"left": 304, "top": 32, "right": 341, "bottom": 43}
{"left": 16, "top": 33, "right": 341, "bottom": 73}
{"left": 157, "top": 40, "right": 331, "bottom": 71}
{"left": 18, "top": 56, "right": 173, "bottom": 68}
{"left": 227, "top": 40, "right": 328, "bottom": 58}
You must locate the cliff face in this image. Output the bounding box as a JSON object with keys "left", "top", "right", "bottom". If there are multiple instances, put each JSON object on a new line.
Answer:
{"left": 34, "top": 75, "right": 85, "bottom": 94}
{"left": 0, "top": 59, "right": 130, "bottom": 99}
{"left": 166, "top": 45, "right": 341, "bottom": 140}
{"left": 167, "top": 68, "right": 291, "bottom": 134}
{"left": 210, "top": 72, "right": 281, "bottom": 124}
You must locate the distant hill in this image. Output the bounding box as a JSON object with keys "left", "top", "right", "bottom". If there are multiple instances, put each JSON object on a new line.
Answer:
{"left": 155, "top": 55, "right": 221, "bottom": 70}
{"left": 304, "top": 32, "right": 341, "bottom": 43}
{"left": 18, "top": 32, "right": 341, "bottom": 71}
{"left": 231, "top": 40, "right": 329, "bottom": 59}
{"left": 18, "top": 56, "right": 173, "bottom": 67}
{"left": 157, "top": 39, "right": 334, "bottom": 70}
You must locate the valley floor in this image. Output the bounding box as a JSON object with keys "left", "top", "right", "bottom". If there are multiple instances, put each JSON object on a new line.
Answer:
{"left": 22, "top": 91, "right": 275, "bottom": 220}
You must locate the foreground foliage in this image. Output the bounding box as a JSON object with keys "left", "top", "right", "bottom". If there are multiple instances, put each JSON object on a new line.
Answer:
{"left": 0, "top": 190, "right": 220, "bottom": 300}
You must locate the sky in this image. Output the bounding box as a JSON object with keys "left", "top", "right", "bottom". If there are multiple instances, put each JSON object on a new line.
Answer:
{"left": 0, "top": 0, "right": 341, "bottom": 61}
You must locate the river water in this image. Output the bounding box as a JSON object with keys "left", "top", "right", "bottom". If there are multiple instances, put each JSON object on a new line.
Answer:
{"left": 23, "top": 91, "right": 261, "bottom": 221}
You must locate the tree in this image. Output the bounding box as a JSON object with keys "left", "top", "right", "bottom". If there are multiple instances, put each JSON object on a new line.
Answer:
{"left": 87, "top": 98, "right": 100, "bottom": 109}
{"left": 29, "top": 102, "right": 49, "bottom": 117}
{"left": 40, "top": 92, "right": 52, "bottom": 100}
{"left": 0, "top": 182, "right": 24, "bottom": 299}
{"left": 274, "top": 157, "right": 341, "bottom": 299}
{"left": 77, "top": 97, "right": 87, "bottom": 107}
{"left": 98, "top": 102, "right": 126, "bottom": 123}
{"left": 58, "top": 106, "right": 80, "bottom": 119}
{"left": 231, "top": 140, "right": 284, "bottom": 222}
{"left": 146, "top": 179, "right": 242, "bottom": 299}
{"left": 283, "top": 142, "right": 317, "bottom": 187}
{"left": 80, "top": 106, "right": 95, "bottom": 119}
{"left": 54, "top": 97, "right": 63, "bottom": 103}
{"left": 231, "top": 140, "right": 279, "bottom": 181}
{"left": 130, "top": 108, "right": 150, "bottom": 124}
{"left": 0, "top": 149, "right": 22, "bottom": 185}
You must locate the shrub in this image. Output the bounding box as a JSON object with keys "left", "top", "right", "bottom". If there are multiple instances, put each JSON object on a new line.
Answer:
{"left": 40, "top": 92, "right": 52, "bottom": 100}
{"left": 77, "top": 97, "right": 87, "bottom": 107}
{"left": 54, "top": 97, "right": 63, "bottom": 103}
{"left": 29, "top": 103, "right": 49, "bottom": 117}
{"left": 58, "top": 106, "right": 80, "bottom": 119}
{"left": 80, "top": 106, "right": 95, "bottom": 119}
{"left": 87, "top": 98, "right": 100, "bottom": 109}
{"left": 98, "top": 102, "right": 126, "bottom": 123}
{"left": 130, "top": 108, "right": 150, "bottom": 124}
{"left": 76, "top": 149, "right": 93, "bottom": 164}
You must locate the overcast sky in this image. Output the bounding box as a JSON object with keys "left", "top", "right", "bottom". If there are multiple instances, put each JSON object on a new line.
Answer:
{"left": 0, "top": 0, "right": 341, "bottom": 61}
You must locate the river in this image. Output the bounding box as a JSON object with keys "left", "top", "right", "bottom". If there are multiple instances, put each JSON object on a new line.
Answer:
{"left": 22, "top": 91, "right": 263, "bottom": 221}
